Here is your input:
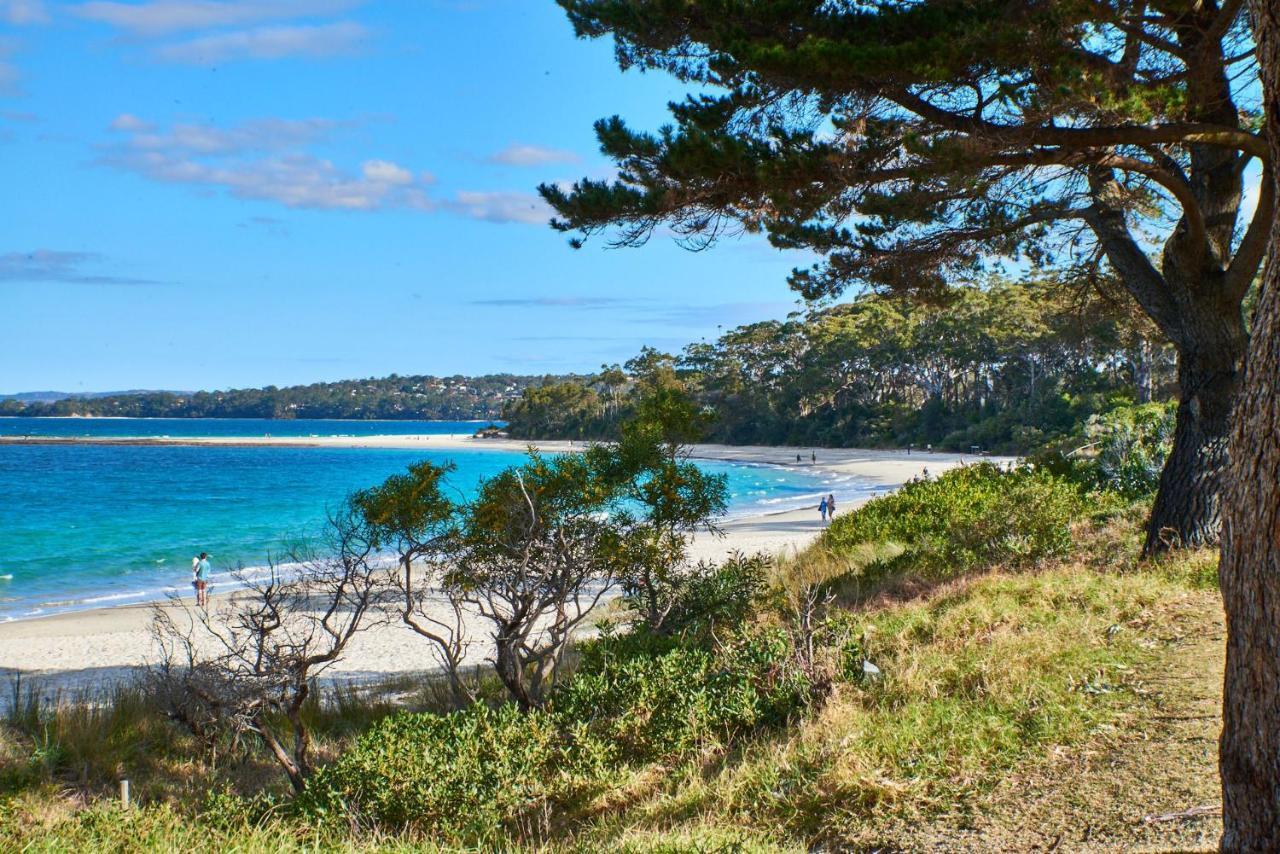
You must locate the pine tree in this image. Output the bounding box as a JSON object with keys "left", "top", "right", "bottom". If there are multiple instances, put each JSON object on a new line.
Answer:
{"left": 1218, "top": 0, "right": 1280, "bottom": 847}
{"left": 542, "top": 0, "right": 1271, "bottom": 554}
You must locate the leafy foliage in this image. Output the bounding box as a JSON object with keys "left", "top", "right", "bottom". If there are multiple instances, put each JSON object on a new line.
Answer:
{"left": 1086, "top": 403, "right": 1177, "bottom": 500}
{"left": 555, "top": 627, "right": 809, "bottom": 764}
{"left": 824, "top": 463, "right": 1082, "bottom": 580}
{"left": 300, "top": 703, "right": 575, "bottom": 844}
{"left": 505, "top": 282, "right": 1172, "bottom": 453}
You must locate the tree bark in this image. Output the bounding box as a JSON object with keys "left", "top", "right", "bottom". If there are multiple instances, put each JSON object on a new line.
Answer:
{"left": 1135, "top": 338, "right": 1153, "bottom": 404}
{"left": 1219, "top": 3, "right": 1280, "bottom": 849}
{"left": 1143, "top": 312, "right": 1246, "bottom": 554}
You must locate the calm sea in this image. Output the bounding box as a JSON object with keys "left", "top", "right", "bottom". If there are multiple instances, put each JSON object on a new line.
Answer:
{"left": 0, "top": 418, "right": 865, "bottom": 621}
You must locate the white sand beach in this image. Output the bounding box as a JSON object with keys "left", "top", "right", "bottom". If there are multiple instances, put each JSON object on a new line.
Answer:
{"left": 0, "top": 440, "right": 1011, "bottom": 698}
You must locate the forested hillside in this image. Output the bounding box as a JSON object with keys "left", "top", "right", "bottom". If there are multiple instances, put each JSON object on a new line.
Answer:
{"left": 503, "top": 279, "right": 1174, "bottom": 453}
{"left": 0, "top": 374, "right": 575, "bottom": 421}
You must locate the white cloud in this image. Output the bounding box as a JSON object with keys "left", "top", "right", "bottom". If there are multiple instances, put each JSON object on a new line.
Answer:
{"left": 361, "top": 159, "right": 414, "bottom": 185}
{"left": 448, "top": 190, "right": 552, "bottom": 225}
{"left": 115, "top": 149, "right": 430, "bottom": 211}
{"left": 101, "top": 115, "right": 431, "bottom": 211}
{"left": 109, "top": 112, "right": 154, "bottom": 132}
{"left": 71, "top": 0, "right": 361, "bottom": 36}
{"left": 1, "top": 0, "right": 49, "bottom": 25}
{"left": 154, "top": 20, "right": 368, "bottom": 63}
{"left": 102, "top": 115, "right": 552, "bottom": 223}
{"left": 487, "top": 143, "right": 580, "bottom": 167}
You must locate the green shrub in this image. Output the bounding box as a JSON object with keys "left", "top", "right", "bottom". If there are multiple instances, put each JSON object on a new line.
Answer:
{"left": 1086, "top": 402, "right": 1176, "bottom": 499}
{"left": 657, "top": 552, "right": 770, "bottom": 639}
{"left": 824, "top": 462, "right": 1081, "bottom": 581}
{"left": 300, "top": 702, "right": 577, "bottom": 844}
{"left": 554, "top": 627, "right": 809, "bottom": 764}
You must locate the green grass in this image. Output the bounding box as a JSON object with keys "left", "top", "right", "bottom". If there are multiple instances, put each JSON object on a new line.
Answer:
{"left": 559, "top": 564, "right": 1211, "bottom": 848}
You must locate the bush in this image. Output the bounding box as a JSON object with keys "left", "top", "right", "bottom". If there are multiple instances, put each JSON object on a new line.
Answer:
{"left": 554, "top": 627, "right": 809, "bottom": 764}
{"left": 824, "top": 463, "right": 1082, "bottom": 581}
{"left": 300, "top": 702, "right": 577, "bottom": 844}
{"left": 655, "top": 552, "right": 770, "bottom": 639}
{"left": 1085, "top": 402, "right": 1175, "bottom": 499}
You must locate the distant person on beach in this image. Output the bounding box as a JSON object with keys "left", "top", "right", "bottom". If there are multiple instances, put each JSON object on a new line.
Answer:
{"left": 796, "top": 453, "right": 802, "bottom": 463}
{"left": 194, "top": 552, "right": 210, "bottom": 607}
{"left": 811, "top": 451, "right": 816, "bottom": 463}
{"left": 819, "top": 496, "right": 828, "bottom": 522}
{"left": 827, "top": 494, "right": 837, "bottom": 519}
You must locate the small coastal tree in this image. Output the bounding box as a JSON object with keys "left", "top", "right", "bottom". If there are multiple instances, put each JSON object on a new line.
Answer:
{"left": 593, "top": 385, "right": 728, "bottom": 631}
{"left": 543, "top": 0, "right": 1271, "bottom": 554}
{"left": 352, "top": 461, "right": 476, "bottom": 705}
{"left": 456, "top": 452, "right": 628, "bottom": 709}
{"left": 149, "top": 505, "right": 381, "bottom": 792}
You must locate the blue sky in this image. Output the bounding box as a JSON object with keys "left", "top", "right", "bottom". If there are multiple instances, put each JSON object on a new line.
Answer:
{"left": 0, "top": 0, "right": 807, "bottom": 393}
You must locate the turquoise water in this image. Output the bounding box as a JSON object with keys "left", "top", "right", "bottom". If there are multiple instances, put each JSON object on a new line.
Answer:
{"left": 0, "top": 417, "right": 492, "bottom": 438}
{"left": 0, "top": 419, "right": 865, "bottom": 621}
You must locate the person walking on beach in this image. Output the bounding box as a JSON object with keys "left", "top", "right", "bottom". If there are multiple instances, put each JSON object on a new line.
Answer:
{"left": 826, "top": 494, "right": 837, "bottom": 520}
{"left": 194, "top": 552, "right": 210, "bottom": 607}
{"left": 819, "top": 496, "right": 828, "bottom": 523}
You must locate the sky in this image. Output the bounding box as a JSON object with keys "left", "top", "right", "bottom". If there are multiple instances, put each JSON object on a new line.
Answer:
{"left": 0, "top": 0, "right": 809, "bottom": 393}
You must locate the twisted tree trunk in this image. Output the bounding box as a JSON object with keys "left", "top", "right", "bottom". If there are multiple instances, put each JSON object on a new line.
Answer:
{"left": 1143, "top": 312, "right": 1246, "bottom": 554}
{"left": 1219, "top": 3, "right": 1280, "bottom": 847}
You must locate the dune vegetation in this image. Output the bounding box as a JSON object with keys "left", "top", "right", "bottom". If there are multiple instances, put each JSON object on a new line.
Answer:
{"left": 0, "top": 437, "right": 1225, "bottom": 851}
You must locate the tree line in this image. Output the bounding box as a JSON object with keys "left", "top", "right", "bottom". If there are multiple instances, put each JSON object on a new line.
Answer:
{"left": 0, "top": 374, "right": 576, "bottom": 421}
{"left": 504, "top": 278, "right": 1174, "bottom": 454}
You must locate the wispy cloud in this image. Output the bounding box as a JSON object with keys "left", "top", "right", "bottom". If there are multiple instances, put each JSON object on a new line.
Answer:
{"left": 101, "top": 114, "right": 548, "bottom": 224}
{"left": 71, "top": 0, "right": 362, "bottom": 36}
{"left": 109, "top": 113, "right": 154, "bottom": 132}
{"left": 102, "top": 115, "right": 433, "bottom": 210}
{"left": 0, "top": 38, "right": 22, "bottom": 97}
{"left": 0, "top": 250, "right": 164, "bottom": 285}
{"left": 446, "top": 191, "right": 552, "bottom": 225}
{"left": 1, "top": 0, "right": 49, "bottom": 25}
{"left": 470, "top": 296, "right": 795, "bottom": 328}
{"left": 487, "top": 143, "right": 580, "bottom": 167}
{"left": 154, "top": 20, "right": 368, "bottom": 63}
{"left": 117, "top": 115, "right": 345, "bottom": 153}
{"left": 471, "top": 296, "right": 646, "bottom": 308}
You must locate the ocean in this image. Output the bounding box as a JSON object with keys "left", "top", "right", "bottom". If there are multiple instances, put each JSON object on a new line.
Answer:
{"left": 0, "top": 418, "right": 866, "bottom": 621}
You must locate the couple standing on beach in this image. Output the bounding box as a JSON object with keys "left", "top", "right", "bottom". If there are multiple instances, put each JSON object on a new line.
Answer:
{"left": 819, "top": 493, "right": 837, "bottom": 523}
{"left": 190, "top": 552, "right": 210, "bottom": 607}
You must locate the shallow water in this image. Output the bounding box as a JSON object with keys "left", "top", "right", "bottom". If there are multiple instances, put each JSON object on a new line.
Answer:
{"left": 0, "top": 419, "right": 866, "bottom": 620}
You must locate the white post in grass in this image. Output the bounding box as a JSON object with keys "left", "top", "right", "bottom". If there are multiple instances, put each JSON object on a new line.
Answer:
{"left": 119, "top": 779, "right": 130, "bottom": 810}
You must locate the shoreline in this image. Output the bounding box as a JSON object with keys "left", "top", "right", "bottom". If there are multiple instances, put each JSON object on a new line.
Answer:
{"left": 0, "top": 438, "right": 1013, "bottom": 696}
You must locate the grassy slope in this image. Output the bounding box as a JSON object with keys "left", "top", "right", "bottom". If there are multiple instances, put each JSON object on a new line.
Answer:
{"left": 562, "top": 558, "right": 1223, "bottom": 851}
{"left": 0, "top": 519, "right": 1226, "bottom": 852}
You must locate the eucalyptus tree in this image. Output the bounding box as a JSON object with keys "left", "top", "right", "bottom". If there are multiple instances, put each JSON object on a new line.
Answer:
{"left": 542, "top": 0, "right": 1271, "bottom": 553}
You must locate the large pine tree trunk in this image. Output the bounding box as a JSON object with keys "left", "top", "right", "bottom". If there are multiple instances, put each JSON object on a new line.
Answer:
{"left": 1219, "top": 2, "right": 1280, "bottom": 848}
{"left": 1143, "top": 317, "right": 1246, "bottom": 554}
